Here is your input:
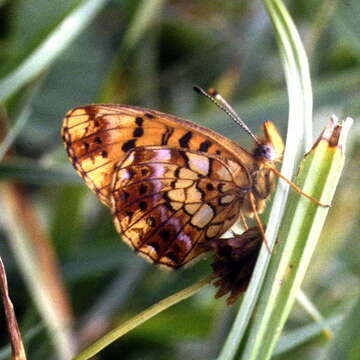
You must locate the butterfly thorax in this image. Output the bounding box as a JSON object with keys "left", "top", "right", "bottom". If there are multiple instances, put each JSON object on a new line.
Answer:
{"left": 241, "top": 120, "right": 284, "bottom": 210}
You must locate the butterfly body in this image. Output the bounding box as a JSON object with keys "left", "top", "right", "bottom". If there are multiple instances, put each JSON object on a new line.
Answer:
{"left": 62, "top": 105, "right": 283, "bottom": 268}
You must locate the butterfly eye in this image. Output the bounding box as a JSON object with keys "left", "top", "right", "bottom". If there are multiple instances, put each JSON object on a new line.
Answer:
{"left": 253, "top": 144, "right": 277, "bottom": 161}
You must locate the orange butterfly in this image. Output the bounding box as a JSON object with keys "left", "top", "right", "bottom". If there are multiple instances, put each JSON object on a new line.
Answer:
{"left": 62, "top": 88, "right": 327, "bottom": 268}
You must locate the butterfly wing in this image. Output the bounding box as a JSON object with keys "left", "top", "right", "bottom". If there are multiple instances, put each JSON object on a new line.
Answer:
{"left": 62, "top": 104, "right": 255, "bottom": 206}
{"left": 110, "top": 146, "right": 251, "bottom": 268}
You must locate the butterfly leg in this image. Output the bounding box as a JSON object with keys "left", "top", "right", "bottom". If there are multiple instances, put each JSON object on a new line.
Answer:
{"left": 269, "top": 166, "right": 331, "bottom": 207}
{"left": 230, "top": 210, "right": 249, "bottom": 237}
{"left": 248, "top": 192, "right": 271, "bottom": 253}
{"left": 239, "top": 210, "right": 249, "bottom": 231}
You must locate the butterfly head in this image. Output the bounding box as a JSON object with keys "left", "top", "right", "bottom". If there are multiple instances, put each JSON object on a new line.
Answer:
{"left": 253, "top": 121, "right": 284, "bottom": 163}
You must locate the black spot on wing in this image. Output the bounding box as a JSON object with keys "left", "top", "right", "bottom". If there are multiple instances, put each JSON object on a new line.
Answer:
{"left": 141, "top": 168, "right": 150, "bottom": 176}
{"left": 179, "top": 131, "right": 192, "bottom": 148}
{"left": 159, "top": 229, "right": 170, "bottom": 240}
{"left": 199, "top": 140, "right": 212, "bottom": 152}
{"left": 208, "top": 158, "right": 214, "bottom": 176}
{"left": 206, "top": 183, "right": 214, "bottom": 191}
{"left": 145, "top": 113, "right": 155, "bottom": 119}
{"left": 133, "top": 127, "right": 144, "bottom": 137}
{"left": 139, "top": 201, "right": 147, "bottom": 211}
{"left": 174, "top": 167, "right": 181, "bottom": 178}
{"left": 135, "top": 117, "right": 144, "bottom": 126}
{"left": 122, "top": 139, "right": 137, "bottom": 152}
{"left": 178, "top": 150, "right": 190, "bottom": 167}
{"left": 161, "top": 127, "right": 174, "bottom": 145}
{"left": 139, "top": 184, "right": 148, "bottom": 194}
{"left": 127, "top": 168, "right": 136, "bottom": 179}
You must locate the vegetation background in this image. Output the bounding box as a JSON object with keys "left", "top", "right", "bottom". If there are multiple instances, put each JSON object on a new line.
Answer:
{"left": 0, "top": 0, "right": 359, "bottom": 359}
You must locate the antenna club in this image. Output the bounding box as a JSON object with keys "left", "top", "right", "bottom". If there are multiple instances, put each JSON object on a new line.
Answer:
{"left": 207, "top": 88, "right": 218, "bottom": 96}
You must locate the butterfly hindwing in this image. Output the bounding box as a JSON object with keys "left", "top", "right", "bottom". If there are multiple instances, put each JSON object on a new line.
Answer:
{"left": 110, "top": 147, "right": 249, "bottom": 267}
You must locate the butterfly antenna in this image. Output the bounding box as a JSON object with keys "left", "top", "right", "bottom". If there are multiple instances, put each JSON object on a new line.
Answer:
{"left": 194, "top": 86, "right": 260, "bottom": 144}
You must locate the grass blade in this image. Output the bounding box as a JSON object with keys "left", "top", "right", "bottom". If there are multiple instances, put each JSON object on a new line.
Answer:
{"left": 0, "top": 0, "right": 110, "bottom": 102}
{"left": 100, "top": 0, "right": 166, "bottom": 101}
{"left": 1, "top": 183, "right": 76, "bottom": 359}
{"left": 0, "top": 108, "right": 30, "bottom": 161}
{"left": 73, "top": 276, "right": 211, "bottom": 360}
{"left": 324, "top": 293, "right": 360, "bottom": 360}
{"left": 0, "top": 257, "right": 27, "bottom": 360}
{"left": 274, "top": 315, "right": 342, "bottom": 356}
{"left": 0, "top": 160, "right": 81, "bottom": 184}
{"left": 241, "top": 117, "right": 353, "bottom": 360}
{"left": 217, "top": 0, "right": 313, "bottom": 357}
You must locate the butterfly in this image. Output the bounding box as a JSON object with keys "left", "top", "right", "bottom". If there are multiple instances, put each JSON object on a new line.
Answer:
{"left": 62, "top": 88, "right": 327, "bottom": 268}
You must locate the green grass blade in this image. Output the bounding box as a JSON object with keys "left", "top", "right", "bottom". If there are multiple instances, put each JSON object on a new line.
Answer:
{"left": 274, "top": 315, "right": 343, "bottom": 356}
{"left": 0, "top": 108, "right": 29, "bottom": 161}
{"left": 0, "top": 78, "right": 43, "bottom": 161}
{"left": 333, "top": 0, "right": 360, "bottom": 53}
{"left": 0, "top": 0, "right": 109, "bottom": 102}
{"left": 0, "top": 160, "right": 81, "bottom": 184}
{"left": 217, "top": 0, "right": 313, "bottom": 358}
{"left": 241, "top": 117, "right": 353, "bottom": 360}
{"left": 325, "top": 293, "right": 360, "bottom": 360}
{"left": 73, "top": 276, "right": 211, "bottom": 360}
{"left": 296, "top": 289, "right": 333, "bottom": 338}
{"left": 122, "top": 0, "right": 166, "bottom": 53}
{"left": 100, "top": 0, "right": 166, "bottom": 101}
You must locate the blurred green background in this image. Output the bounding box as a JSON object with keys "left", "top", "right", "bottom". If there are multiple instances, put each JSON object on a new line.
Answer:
{"left": 0, "top": 0, "right": 359, "bottom": 359}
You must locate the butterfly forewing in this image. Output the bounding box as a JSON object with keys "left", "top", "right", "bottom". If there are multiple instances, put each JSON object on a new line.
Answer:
{"left": 110, "top": 147, "right": 248, "bottom": 267}
{"left": 62, "top": 105, "right": 255, "bottom": 206}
